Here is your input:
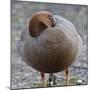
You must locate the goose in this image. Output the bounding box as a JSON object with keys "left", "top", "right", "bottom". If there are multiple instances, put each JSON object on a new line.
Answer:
{"left": 17, "top": 11, "right": 82, "bottom": 87}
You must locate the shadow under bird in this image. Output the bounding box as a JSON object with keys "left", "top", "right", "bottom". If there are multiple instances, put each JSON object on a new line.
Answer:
{"left": 17, "top": 11, "right": 82, "bottom": 87}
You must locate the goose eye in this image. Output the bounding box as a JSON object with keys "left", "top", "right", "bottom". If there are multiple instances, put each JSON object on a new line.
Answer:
{"left": 48, "top": 15, "right": 53, "bottom": 21}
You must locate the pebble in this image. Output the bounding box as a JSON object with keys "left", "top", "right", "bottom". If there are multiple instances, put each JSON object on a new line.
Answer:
{"left": 76, "top": 79, "right": 83, "bottom": 85}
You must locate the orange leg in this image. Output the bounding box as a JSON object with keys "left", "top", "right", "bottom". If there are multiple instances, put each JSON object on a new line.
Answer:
{"left": 41, "top": 72, "right": 46, "bottom": 87}
{"left": 64, "top": 68, "right": 69, "bottom": 86}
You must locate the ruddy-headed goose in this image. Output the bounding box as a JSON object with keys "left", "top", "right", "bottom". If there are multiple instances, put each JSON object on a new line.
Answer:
{"left": 17, "top": 11, "right": 82, "bottom": 87}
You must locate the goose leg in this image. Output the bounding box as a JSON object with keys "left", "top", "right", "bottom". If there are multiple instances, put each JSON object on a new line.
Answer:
{"left": 64, "top": 68, "right": 69, "bottom": 86}
{"left": 41, "top": 72, "right": 46, "bottom": 87}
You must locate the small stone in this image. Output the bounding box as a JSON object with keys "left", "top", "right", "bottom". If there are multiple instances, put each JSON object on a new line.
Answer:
{"left": 51, "top": 81, "right": 53, "bottom": 85}
{"left": 21, "top": 78, "right": 26, "bottom": 81}
{"left": 77, "top": 79, "right": 83, "bottom": 85}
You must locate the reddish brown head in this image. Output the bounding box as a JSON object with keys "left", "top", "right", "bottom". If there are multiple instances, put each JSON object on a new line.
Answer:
{"left": 29, "top": 11, "right": 55, "bottom": 37}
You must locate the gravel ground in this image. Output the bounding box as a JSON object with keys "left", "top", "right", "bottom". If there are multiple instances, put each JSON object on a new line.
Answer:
{"left": 11, "top": 0, "right": 88, "bottom": 89}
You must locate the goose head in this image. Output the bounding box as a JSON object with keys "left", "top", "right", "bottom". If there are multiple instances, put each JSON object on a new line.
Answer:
{"left": 29, "top": 11, "right": 55, "bottom": 37}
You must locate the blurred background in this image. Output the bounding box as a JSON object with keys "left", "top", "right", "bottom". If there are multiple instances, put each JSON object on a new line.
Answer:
{"left": 11, "top": 0, "right": 88, "bottom": 89}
